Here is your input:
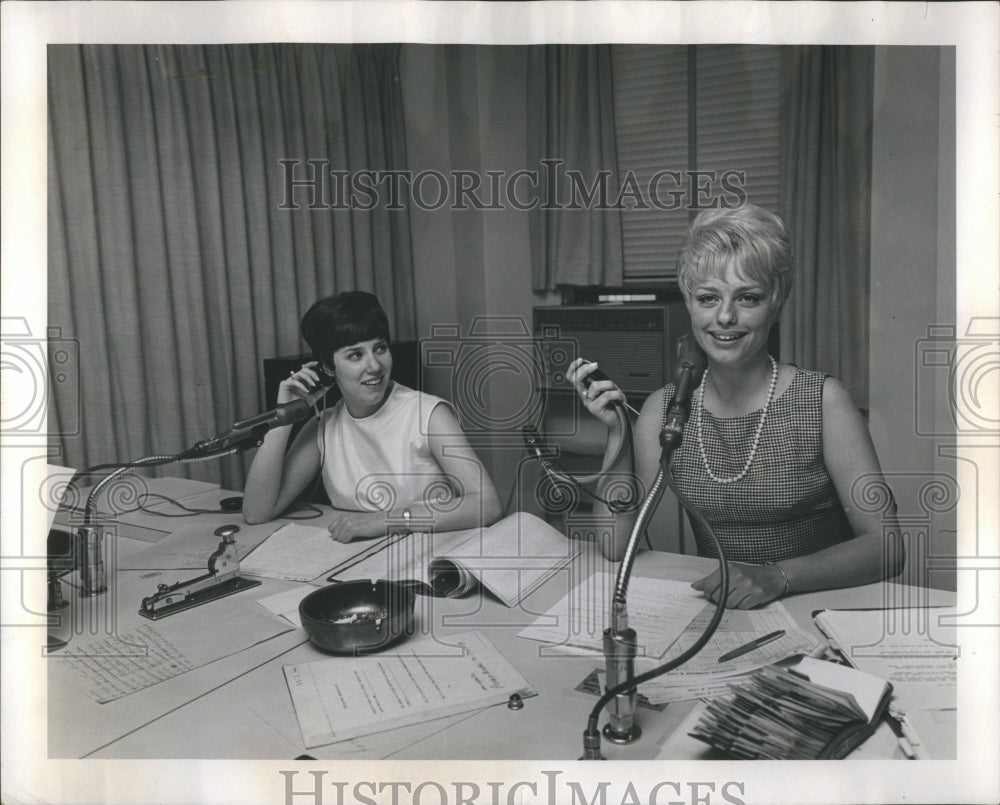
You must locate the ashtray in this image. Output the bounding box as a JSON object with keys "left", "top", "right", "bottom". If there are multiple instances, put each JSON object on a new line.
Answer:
{"left": 299, "top": 580, "right": 420, "bottom": 655}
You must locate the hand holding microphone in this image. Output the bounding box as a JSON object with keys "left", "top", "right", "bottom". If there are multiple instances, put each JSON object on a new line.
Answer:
{"left": 566, "top": 358, "right": 636, "bottom": 428}
{"left": 192, "top": 363, "right": 335, "bottom": 455}
{"left": 280, "top": 361, "right": 333, "bottom": 406}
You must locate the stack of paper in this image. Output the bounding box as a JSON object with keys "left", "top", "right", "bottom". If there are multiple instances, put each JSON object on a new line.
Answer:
{"left": 518, "top": 573, "right": 707, "bottom": 659}
{"left": 283, "top": 630, "right": 535, "bottom": 748}
{"left": 517, "top": 571, "right": 817, "bottom": 704}
{"left": 689, "top": 657, "right": 892, "bottom": 759}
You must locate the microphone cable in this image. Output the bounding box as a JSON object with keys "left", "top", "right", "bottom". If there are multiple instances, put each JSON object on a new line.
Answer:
{"left": 523, "top": 402, "right": 638, "bottom": 513}
{"left": 583, "top": 459, "right": 729, "bottom": 755}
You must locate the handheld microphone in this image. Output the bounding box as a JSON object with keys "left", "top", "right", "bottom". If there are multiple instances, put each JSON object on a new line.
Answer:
{"left": 580, "top": 363, "right": 641, "bottom": 418}
{"left": 193, "top": 381, "right": 334, "bottom": 455}
{"left": 660, "top": 343, "right": 706, "bottom": 452}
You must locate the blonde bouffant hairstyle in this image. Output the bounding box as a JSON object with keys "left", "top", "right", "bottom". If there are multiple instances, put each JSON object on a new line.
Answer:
{"left": 676, "top": 204, "right": 793, "bottom": 316}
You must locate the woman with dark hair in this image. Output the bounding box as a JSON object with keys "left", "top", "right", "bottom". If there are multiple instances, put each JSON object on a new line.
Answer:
{"left": 567, "top": 205, "right": 903, "bottom": 609}
{"left": 244, "top": 291, "right": 502, "bottom": 541}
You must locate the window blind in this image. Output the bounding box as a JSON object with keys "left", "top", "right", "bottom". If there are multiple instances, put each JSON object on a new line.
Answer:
{"left": 696, "top": 46, "right": 781, "bottom": 217}
{"left": 612, "top": 45, "right": 781, "bottom": 283}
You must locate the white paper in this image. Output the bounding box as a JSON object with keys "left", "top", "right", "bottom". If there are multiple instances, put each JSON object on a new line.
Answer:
{"left": 428, "top": 512, "right": 581, "bottom": 606}
{"left": 239, "top": 523, "right": 387, "bottom": 582}
{"left": 333, "top": 530, "right": 438, "bottom": 583}
{"left": 334, "top": 513, "right": 581, "bottom": 607}
{"left": 118, "top": 520, "right": 283, "bottom": 571}
{"left": 815, "top": 607, "right": 958, "bottom": 712}
{"left": 517, "top": 573, "right": 708, "bottom": 659}
{"left": 255, "top": 585, "right": 321, "bottom": 627}
{"left": 283, "top": 630, "right": 535, "bottom": 748}
{"left": 641, "top": 674, "right": 742, "bottom": 705}
{"left": 793, "top": 656, "right": 890, "bottom": 722}
{"left": 658, "top": 600, "right": 817, "bottom": 677}
{"left": 57, "top": 606, "right": 292, "bottom": 703}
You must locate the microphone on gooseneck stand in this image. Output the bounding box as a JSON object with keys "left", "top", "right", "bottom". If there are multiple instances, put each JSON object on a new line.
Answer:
{"left": 192, "top": 379, "right": 335, "bottom": 456}
{"left": 660, "top": 339, "right": 706, "bottom": 455}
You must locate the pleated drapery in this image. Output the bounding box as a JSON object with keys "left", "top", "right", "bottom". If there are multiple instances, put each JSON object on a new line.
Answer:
{"left": 527, "top": 45, "right": 625, "bottom": 291}
{"left": 779, "top": 46, "right": 874, "bottom": 409}
{"left": 48, "top": 44, "right": 416, "bottom": 489}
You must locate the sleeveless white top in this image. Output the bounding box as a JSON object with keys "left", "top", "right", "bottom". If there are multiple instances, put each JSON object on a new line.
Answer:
{"left": 317, "top": 383, "right": 450, "bottom": 512}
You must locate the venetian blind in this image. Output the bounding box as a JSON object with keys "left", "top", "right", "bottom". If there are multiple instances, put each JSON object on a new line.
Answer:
{"left": 612, "top": 45, "right": 781, "bottom": 282}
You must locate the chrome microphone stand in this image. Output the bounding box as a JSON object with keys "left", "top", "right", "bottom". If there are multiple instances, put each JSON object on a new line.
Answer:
{"left": 583, "top": 354, "right": 728, "bottom": 760}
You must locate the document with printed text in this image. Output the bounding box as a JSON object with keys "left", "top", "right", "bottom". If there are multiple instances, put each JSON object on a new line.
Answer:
{"left": 283, "top": 630, "right": 535, "bottom": 748}
{"left": 517, "top": 573, "right": 709, "bottom": 659}
{"left": 814, "top": 606, "right": 958, "bottom": 713}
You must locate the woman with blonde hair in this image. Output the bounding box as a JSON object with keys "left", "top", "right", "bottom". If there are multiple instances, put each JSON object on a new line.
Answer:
{"left": 568, "top": 204, "right": 903, "bottom": 609}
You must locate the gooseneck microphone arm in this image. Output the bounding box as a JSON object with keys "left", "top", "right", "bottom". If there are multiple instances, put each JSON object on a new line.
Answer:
{"left": 191, "top": 380, "right": 334, "bottom": 456}
{"left": 583, "top": 458, "right": 730, "bottom": 758}
{"left": 74, "top": 383, "right": 332, "bottom": 597}
{"left": 582, "top": 351, "right": 729, "bottom": 760}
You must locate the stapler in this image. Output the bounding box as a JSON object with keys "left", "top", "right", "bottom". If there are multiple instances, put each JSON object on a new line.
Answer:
{"left": 138, "top": 524, "right": 261, "bottom": 619}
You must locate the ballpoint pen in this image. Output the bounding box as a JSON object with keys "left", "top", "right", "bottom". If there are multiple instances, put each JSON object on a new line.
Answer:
{"left": 717, "top": 629, "right": 786, "bottom": 663}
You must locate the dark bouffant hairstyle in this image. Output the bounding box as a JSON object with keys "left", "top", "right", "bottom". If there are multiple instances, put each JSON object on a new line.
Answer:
{"left": 300, "top": 291, "right": 391, "bottom": 367}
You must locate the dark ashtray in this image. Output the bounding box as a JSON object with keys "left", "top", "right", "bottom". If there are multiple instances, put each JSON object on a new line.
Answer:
{"left": 299, "top": 580, "right": 419, "bottom": 655}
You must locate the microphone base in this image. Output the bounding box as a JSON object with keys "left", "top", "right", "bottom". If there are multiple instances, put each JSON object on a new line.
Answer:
{"left": 602, "top": 722, "right": 642, "bottom": 745}
{"left": 580, "top": 729, "right": 606, "bottom": 760}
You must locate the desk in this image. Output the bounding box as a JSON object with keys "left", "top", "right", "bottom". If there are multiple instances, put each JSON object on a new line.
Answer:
{"left": 48, "top": 483, "right": 956, "bottom": 761}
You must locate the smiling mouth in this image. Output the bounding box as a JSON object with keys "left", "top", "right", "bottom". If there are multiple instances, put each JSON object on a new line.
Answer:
{"left": 711, "top": 332, "right": 745, "bottom": 342}
{"left": 361, "top": 377, "right": 384, "bottom": 387}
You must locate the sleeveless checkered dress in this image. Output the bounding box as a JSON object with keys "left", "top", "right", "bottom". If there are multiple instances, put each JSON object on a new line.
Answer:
{"left": 662, "top": 367, "right": 851, "bottom": 563}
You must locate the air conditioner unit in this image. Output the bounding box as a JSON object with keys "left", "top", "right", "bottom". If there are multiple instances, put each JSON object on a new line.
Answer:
{"left": 533, "top": 303, "right": 692, "bottom": 405}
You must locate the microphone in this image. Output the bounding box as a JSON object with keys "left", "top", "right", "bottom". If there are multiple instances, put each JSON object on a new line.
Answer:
{"left": 192, "top": 381, "right": 334, "bottom": 455}
{"left": 660, "top": 342, "right": 706, "bottom": 452}
{"left": 580, "top": 362, "right": 641, "bottom": 417}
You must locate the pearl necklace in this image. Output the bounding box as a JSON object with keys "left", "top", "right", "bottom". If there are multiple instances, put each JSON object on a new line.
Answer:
{"left": 696, "top": 355, "right": 778, "bottom": 484}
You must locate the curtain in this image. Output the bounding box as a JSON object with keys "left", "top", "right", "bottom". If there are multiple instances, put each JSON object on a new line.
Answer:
{"left": 527, "top": 45, "right": 624, "bottom": 291}
{"left": 48, "top": 44, "right": 416, "bottom": 490}
{"left": 779, "top": 47, "right": 874, "bottom": 408}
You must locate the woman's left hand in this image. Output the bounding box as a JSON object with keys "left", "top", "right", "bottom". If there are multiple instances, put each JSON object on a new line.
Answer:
{"left": 691, "top": 563, "right": 788, "bottom": 609}
{"left": 327, "top": 510, "right": 386, "bottom": 543}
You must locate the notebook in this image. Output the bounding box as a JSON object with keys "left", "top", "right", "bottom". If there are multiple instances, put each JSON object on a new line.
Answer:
{"left": 330, "top": 512, "right": 581, "bottom": 607}
{"left": 812, "top": 606, "right": 958, "bottom": 714}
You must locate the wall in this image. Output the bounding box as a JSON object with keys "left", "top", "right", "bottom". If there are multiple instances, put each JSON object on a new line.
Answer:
{"left": 401, "top": 45, "right": 960, "bottom": 583}
{"left": 400, "top": 45, "right": 557, "bottom": 515}
{"left": 870, "top": 47, "right": 957, "bottom": 590}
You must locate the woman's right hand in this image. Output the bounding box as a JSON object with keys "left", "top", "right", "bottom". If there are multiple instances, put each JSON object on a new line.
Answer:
{"left": 279, "top": 361, "right": 326, "bottom": 405}
{"left": 566, "top": 358, "right": 628, "bottom": 430}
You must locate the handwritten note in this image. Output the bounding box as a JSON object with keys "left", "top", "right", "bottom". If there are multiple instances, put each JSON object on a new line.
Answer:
{"left": 57, "top": 606, "right": 292, "bottom": 703}
{"left": 656, "top": 601, "right": 816, "bottom": 678}
{"left": 284, "top": 630, "right": 535, "bottom": 748}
